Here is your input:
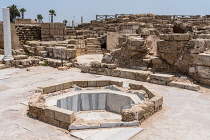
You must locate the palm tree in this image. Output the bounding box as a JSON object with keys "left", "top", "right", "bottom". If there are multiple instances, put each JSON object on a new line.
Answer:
{"left": 19, "top": 8, "right": 26, "bottom": 19}
{"left": 7, "top": 4, "right": 20, "bottom": 22}
{"left": 37, "top": 14, "right": 43, "bottom": 23}
{"left": 63, "top": 19, "right": 68, "bottom": 26}
{"left": 49, "top": 10, "right": 56, "bottom": 23}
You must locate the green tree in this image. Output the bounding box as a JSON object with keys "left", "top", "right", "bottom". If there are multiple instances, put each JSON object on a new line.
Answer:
{"left": 7, "top": 4, "right": 20, "bottom": 22}
{"left": 63, "top": 19, "right": 68, "bottom": 26}
{"left": 19, "top": 8, "right": 26, "bottom": 19}
{"left": 49, "top": 10, "right": 56, "bottom": 23}
{"left": 37, "top": 14, "right": 43, "bottom": 23}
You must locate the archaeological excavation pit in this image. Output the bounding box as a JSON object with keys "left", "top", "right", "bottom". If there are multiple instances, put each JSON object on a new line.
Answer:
{"left": 28, "top": 80, "right": 163, "bottom": 130}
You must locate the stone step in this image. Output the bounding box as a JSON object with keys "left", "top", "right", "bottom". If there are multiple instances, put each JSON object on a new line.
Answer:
{"left": 87, "top": 45, "right": 101, "bottom": 49}
{"left": 150, "top": 73, "right": 175, "bottom": 82}
{"left": 14, "top": 55, "right": 28, "bottom": 60}
{"left": 87, "top": 50, "right": 102, "bottom": 54}
{"left": 71, "top": 127, "right": 143, "bottom": 140}
{"left": 168, "top": 81, "right": 200, "bottom": 91}
{"left": 69, "top": 121, "right": 139, "bottom": 130}
{"left": 87, "top": 42, "right": 101, "bottom": 46}
{"left": 0, "top": 64, "right": 6, "bottom": 69}
{"left": 87, "top": 48, "right": 102, "bottom": 51}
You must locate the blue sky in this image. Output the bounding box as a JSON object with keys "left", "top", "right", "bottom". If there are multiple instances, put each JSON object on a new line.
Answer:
{"left": 0, "top": 0, "right": 210, "bottom": 24}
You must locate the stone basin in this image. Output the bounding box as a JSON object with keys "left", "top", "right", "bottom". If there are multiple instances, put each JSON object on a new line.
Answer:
{"left": 45, "top": 89, "right": 143, "bottom": 114}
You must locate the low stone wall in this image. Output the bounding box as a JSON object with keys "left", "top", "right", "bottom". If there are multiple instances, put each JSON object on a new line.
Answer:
{"left": 122, "top": 83, "right": 163, "bottom": 122}
{"left": 81, "top": 61, "right": 200, "bottom": 91}
{"left": 23, "top": 44, "right": 77, "bottom": 60}
{"left": 28, "top": 80, "right": 162, "bottom": 129}
{"left": 28, "top": 80, "right": 123, "bottom": 129}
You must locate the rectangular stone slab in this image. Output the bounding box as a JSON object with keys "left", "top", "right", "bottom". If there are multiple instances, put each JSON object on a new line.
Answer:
{"left": 71, "top": 127, "right": 143, "bottom": 140}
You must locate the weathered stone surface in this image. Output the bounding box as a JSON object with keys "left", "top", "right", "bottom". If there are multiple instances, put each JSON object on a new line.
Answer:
{"left": 192, "top": 53, "right": 210, "bottom": 67}
{"left": 54, "top": 108, "right": 75, "bottom": 123}
{"left": 150, "top": 73, "right": 175, "bottom": 82}
{"left": 136, "top": 71, "right": 152, "bottom": 81}
{"left": 168, "top": 81, "right": 200, "bottom": 91}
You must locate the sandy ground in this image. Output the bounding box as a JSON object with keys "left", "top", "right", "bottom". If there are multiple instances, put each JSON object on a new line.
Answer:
{"left": 0, "top": 66, "right": 210, "bottom": 140}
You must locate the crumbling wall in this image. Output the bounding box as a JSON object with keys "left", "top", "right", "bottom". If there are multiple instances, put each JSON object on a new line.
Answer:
{"left": 157, "top": 34, "right": 210, "bottom": 85}
{"left": 15, "top": 24, "right": 41, "bottom": 43}
{"left": 102, "top": 35, "right": 151, "bottom": 69}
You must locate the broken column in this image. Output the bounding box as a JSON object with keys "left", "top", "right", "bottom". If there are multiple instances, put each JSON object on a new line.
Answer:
{"left": 2, "top": 8, "right": 14, "bottom": 61}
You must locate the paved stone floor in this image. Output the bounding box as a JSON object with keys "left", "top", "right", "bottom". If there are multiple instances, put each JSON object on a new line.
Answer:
{"left": 0, "top": 66, "right": 210, "bottom": 140}
{"left": 76, "top": 111, "right": 122, "bottom": 121}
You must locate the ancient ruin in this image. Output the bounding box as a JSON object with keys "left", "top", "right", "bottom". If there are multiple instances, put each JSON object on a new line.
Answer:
{"left": 1, "top": 5, "right": 210, "bottom": 139}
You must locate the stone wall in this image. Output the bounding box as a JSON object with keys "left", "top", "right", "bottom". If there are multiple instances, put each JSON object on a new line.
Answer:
{"left": 15, "top": 19, "right": 37, "bottom": 24}
{"left": 15, "top": 24, "right": 41, "bottom": 43}
{"left": 122, "top": 83, "right": 163, "bottom": 122}
{"left": 157, "top": 34, "right": 210, "bottom": 85}
{"left": 41, "top": 23, "right": 66, "bottom": 41}
{"left": 0, "top": 23, "right": 20, "bottom": 49}
{"left": 81, "top": 61, "right": 200, "bottom": 91}
{"left": 102, "top": 35, "right": 150, "bottom": 69}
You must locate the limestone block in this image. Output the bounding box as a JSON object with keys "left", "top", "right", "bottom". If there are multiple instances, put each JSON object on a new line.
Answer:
{"left": 196, "top": 66, "right": 210, "bottom": 79}
{"left": 21, "top": 59, "right": 32, "bottom": 66}
{"left": 88, "top": 81, "right": 97, "bottom": 87}
{"left": 104, "top": 68, "right": 112, "bottom": 76}
{"left": 130, "top": 40, "right": 145, "bottom": 46}
{"left": 41, "top": 23, "right": 50, "bottom": 29}
{"left": 97, "top": 68, "right": 106, "bottom": 75}
{"left": 111, "top": 69, "right": 121, "bottom": 77}
{"left": 45, "top": 106, "right": 58, "bottom": 119}
{"left": 168, "top": 81, "right": 200, "bottom": 91}
{"left": 110, "top": 81, "right": 123, "bottom": 87}
{"left": 66, "top": 49, "right": 76, "bottom": 59}
{"left": 54, "top": 108, "right": 75, "bottom": 123}
{"left": 136, "top": 71, "right": 151, "bottom": 82}
{"left": 120, "top": 70, "right": 136, "bottom": 80}
{"left": 31, "top": 59, "right": 40, "bottom": 65}
{"left": 14, "top": 55, "right": 28, "bottom": 60}
{"left": 129, "top": 83, "right": 142, "bottom": 90}
{"left": 152, "top": 57, "right": 163, "bottom": 64}
{"left": 81, "top": 65, "right": 90, "bottom": 73}
{"left": 121, "top": 109, "right": 136, "bottom": 121}
{"left": 150, "top": 96, "right": 163, "bottom": 108}
{"left": 96, "top": 80, "right": 111, "bottom": 87}
{"left": 46, "top": 118, "right": 59, "bottom": 126}
{"left": 63, "top": 81, "right": 73, "bottom": 89}
{"left": 173, "top": 34, "right": 191, "bottom": 41}
{"left": 59, "top": 121, "right": 70, "bottom": 129}
{"left": 55, "top": 83, "right": 64, "bottom": 91}
{"left": 73, "top": 81, "right": 88, "bottom": 87}
{"left": 41, "top": 29, "right": 50, "bottom": 35}
{"left": 107, "top": 64, "right": 117, "bottom": 69}
{"left": 150, "top": 73, "right": 174, "bottom": 82}
{"left": 149, "top": 79, "right": 167, "bottom": 85}
{"left": 42, "top": 85, "right": 56, "bottom": 94}
{"left": 190, "top": 39, "right": 205, "bottom": 54}
{"left": 39, "top": 51, "right": 47, "bottom": 57}
{"left": 90, "top": 61, "right": 101, "bottom": 68}
{"left": 192, "top": 53, "right": 210, "bottom": 67}
{"left": 198, "top": 78, "right": 210, "bottom": 85}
